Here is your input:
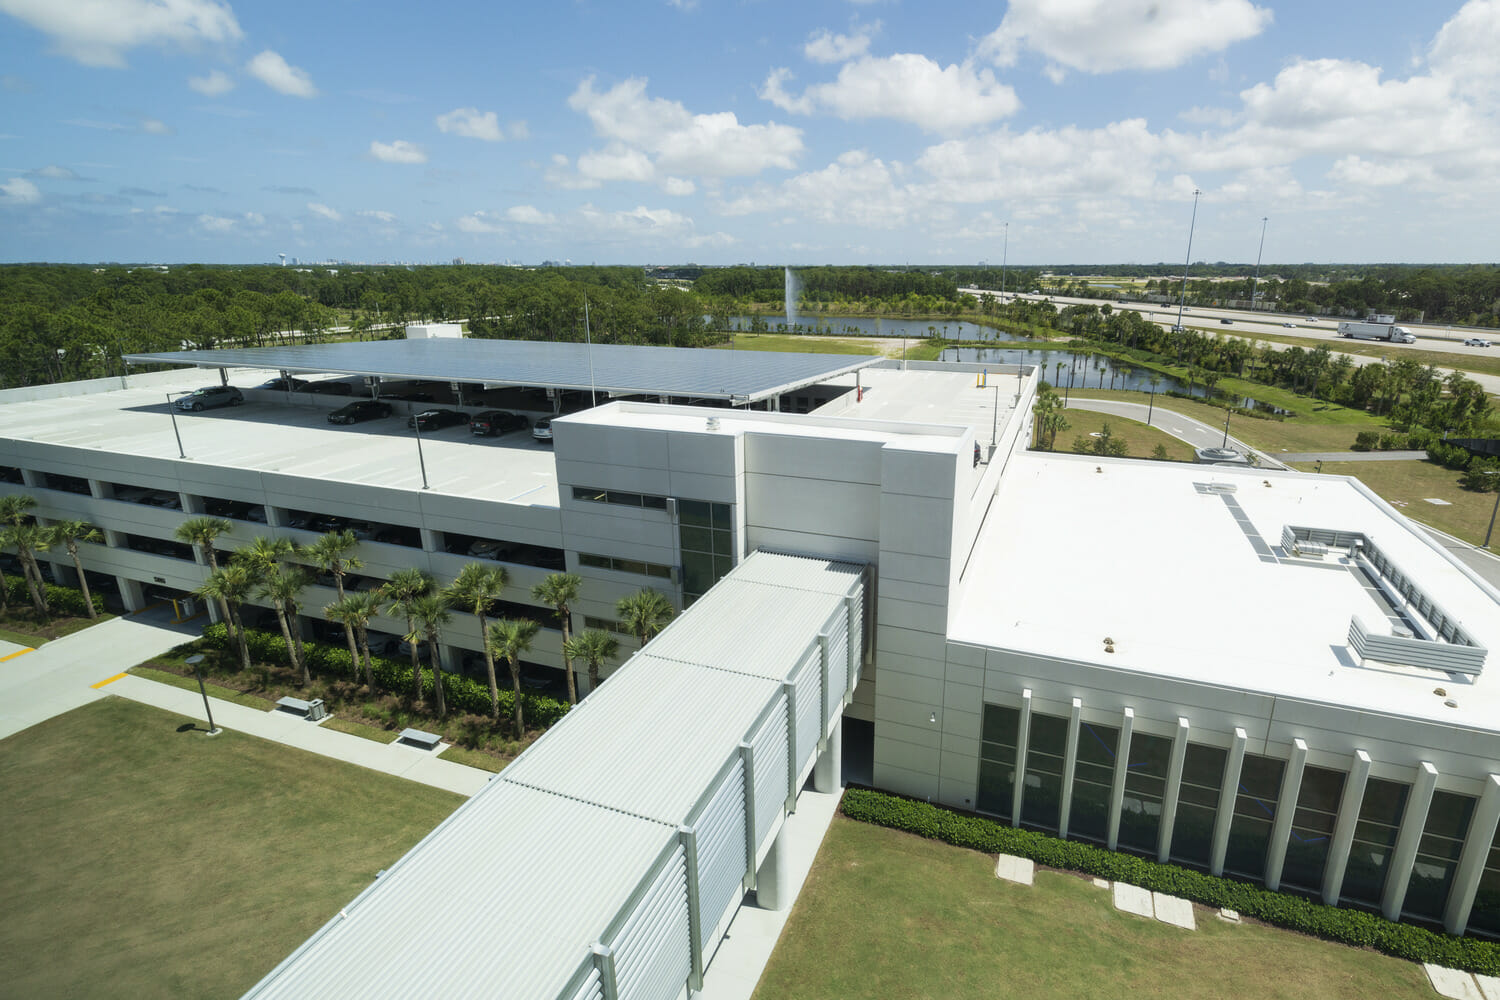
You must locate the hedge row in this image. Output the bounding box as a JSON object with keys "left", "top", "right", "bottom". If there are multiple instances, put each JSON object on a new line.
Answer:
{"left": 839, "top": 787, "right": 1500, "bottom": 975}
{"left": 201, "top": 622, "right": 571, "bottom": 728}
{"left": 3, "top": 577, "right": 105, "bottom": 617}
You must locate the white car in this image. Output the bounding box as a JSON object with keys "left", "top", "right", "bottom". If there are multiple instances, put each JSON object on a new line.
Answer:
{"left": 1283, "top": 322, "right": 1297, "bottom": 328}
{"left": 532, "top": 416, "right": 553, "bottom": 442}
{"left": 1463, "top": 337, "right": 1492, "bottom": 347}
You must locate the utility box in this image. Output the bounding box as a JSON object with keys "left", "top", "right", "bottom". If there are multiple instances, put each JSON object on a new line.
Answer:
{"left": 307, "top": 698, "right": 328, "bottom": 722}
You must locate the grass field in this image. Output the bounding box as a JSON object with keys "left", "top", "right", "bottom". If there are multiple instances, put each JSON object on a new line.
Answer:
{"left": 1035, "top": 410, "right": 1197, "bottom": 462}
{"left": 0, "top": 698, "right": 461, "bottom": 998}
{"left": 0, "top": 609, "right": 114, "bottom": 645}
{"left": 1066, "top": 389, "right": 1384, "bottom": 454}
{"left": 753, "top": 817, "right": 1430, "bottom": 1000}
{"left": 715, "top": 332, "right": 947, "bottom": 362}
{"left": 1290, "top": 460, "right": 1500, "bottom": 545}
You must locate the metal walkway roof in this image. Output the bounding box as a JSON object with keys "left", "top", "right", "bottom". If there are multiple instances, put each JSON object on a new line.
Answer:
{"left": 123, "top": 338, "right": 874, "bottom": 404}
{"left": 242, "top": 551, "right": 867, "bottom": 1000}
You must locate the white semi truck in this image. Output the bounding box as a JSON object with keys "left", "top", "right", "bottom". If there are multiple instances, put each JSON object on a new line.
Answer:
{"left": 1337, "top": 314, "right": 1416, "bottom": 343}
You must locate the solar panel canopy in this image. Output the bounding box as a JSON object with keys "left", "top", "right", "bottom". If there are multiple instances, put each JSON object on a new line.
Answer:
{"left": 124, "top": 338, "right": 873, "bottom": 403}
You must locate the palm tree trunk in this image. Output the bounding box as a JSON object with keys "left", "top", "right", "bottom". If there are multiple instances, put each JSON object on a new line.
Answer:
{"left": 66, "top": 543, "right": 96, "bottom": 619}
{"left": 477, "top": 610, "right": 499, "bottom": 721}
{"left": 355, "top": 624, "right": 375, "bottom": 692}
{"left": 289, "top": 605, "right": 309, "bottom": 687}
{"left": 18, "top": 547, "right": 48, "bottom": 616}
{"left": 559, "top": 609, "right": 577, "bottom": 705}
{"left": 201, "top": 546, "right": 234, "bottom": 645}
{"left": 230, "top": 605, "right": 251, "bottom": 672}
{"left": 428, "top": 637, "right": 445, "bottom": 718}
{"left": 588, "top": 657, "right": 600, "bottom": 695}
{"left": 508, "top": 658, "right": 524, "bottom": 738}
{"left": 407, "top": 617, "right": 423, "bottom": 701}
{"left": 273, "top": 602, "right": 301, "bottom": 684}
{"left": 0, "top": 563, "right": 10, "bottom": 613}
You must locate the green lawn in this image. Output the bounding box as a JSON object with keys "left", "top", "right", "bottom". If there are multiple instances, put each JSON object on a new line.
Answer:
{"left": 1291, "top": 459, "right": 1500, "bottom": 546}
{"left": 1036, "top": 410, "right": 1197, "bottom": 462}
{"left": 715, "top": 332, "right": 947, "bottom": 362}
{"left": 0, "top": 698, "right": 461, "bottom": 998}
{"left": 0, "top": 609, "right": 114, "bottom": 646}
{"left": 1067, "top": 389, "right": 1385, "bottom": 454}
{"left": 754, "top": 817, "right": 1430, "bottom": 1000}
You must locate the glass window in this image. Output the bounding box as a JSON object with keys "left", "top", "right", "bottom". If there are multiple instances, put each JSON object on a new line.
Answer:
{"left": 680, "top": 526, "right": 714, "bottom": 554}
{"left": 681, "top": 551, "right": 715, "bottom": 595}
{"left": 711, "top": 503, "right": 732, "bottom": 530}
{"left": 1282, "top": 765, "right": 1346, "bottom": 893}
{"left": 1468, "top": 823, "right": 1500, "bottom": 936}
{"left": 679, "top": 498, "right": 712, "bottom": 528}
{"left": 1119, "top": 732, "right": 1173, "bottom": 855}
{"left": 645, "top": 562, "right": 673, "bottom": 580}
{"left": 1172, "top": 743, "right": 1227, "bottom": 870}
{"left": 977, "top": 705, "right": 1020, "bottom": 820}
{"left": 572, "top": 487, "right": 607, "bottom": 502}
{"left": 712, "top": 528, "right": 734, "bottom": 557}
{"left": 1225, "top": 754, "right": 1285, "bottom": 880}
{"left": 641, "top": 494, "right": 668, "bottom": 511}
{"left": 1069, "top": 721, "right": 1119, "bottom": 843}
{"left": 1404, "top": 791, "right": 1476, "bottom": 921}
{"left": 606, "top": 490, "right": 642, "bottom": 507}
{"left": 1341, "top": 777, "right": 1409, "bottom": 907}
{"left": 1021, "top": 713, "right": 1069, "bottom": 832}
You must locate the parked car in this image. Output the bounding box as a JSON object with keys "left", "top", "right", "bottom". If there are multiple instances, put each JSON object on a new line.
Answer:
{"left": 144, "top": 490, "right": 182, "bottom": 509}
{"left": 256, "top": 376, "right": 308, "bottom": 391}
{"left": 407, "top": 408, "right": 467, "bottom": 431}
{"left": 328, "top": 399, "right": 393, "bottom": 424}
{"left": 297, "top": 380, "right": 354, "bottom": 396}
{"left": 469, "top": 410, "right": 528, "bottom": 436}
{"left": 1463, "top": 337, "right": 1493, "bottom": 347}
{"left": 309, "top": 514, "right": 348, "bottom": 532}
{"left": 174, "top": 385, "right": 243, "bottom": 411}
{"left": 532, "top": 416, "right": 554, "bottom": 442}
{"left": 467, "top": 538, "right": 510, "bottom": 560}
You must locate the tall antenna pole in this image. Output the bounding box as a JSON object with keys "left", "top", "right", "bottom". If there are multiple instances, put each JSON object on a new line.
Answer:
{"left": 1250, "top": 216, "right": 1269, "bottom": 313}
{"left": 584, "top": 295, "right": 597, "bottom": 408}
{"left": 1000, "top": 221, "right": 1009, "bottom": 305}
{"left": 1175, "top": 189, "right": 1201, "bottom": 334}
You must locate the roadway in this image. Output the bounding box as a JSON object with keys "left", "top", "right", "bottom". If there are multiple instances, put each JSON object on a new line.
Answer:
{"left": 962, "top": 287, "right": 1500, "bottom": 396}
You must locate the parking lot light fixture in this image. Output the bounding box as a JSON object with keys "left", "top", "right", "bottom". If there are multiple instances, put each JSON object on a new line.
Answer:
{"left": 185, "top": 654, "right": 220, "bottom": 735}
{"left": 165, "top": 392, "right": 187, "bottom": 459}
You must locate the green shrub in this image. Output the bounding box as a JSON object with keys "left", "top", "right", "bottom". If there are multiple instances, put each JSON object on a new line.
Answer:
{"left": 839, "top": 788, "right": 1500, "bottom": 975}
{"left": 1352, "top": 430, "right": 1380, "bottom": 451}
{"left": 1428, "top": 442, "right": 1473, "bottom": 470}
{"left": 3, "top": 577, "right": 105, "bottom": 616}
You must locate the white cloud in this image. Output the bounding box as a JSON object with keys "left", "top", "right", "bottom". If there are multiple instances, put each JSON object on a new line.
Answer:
{"left": 196, "top": 213, "right": 235, "bottom": 232}
{"left": 720, "top": 149, "right": 917, "bottom": 228}
{"left": 0, "top": 0, "right": 241, "bottom": 68}
{"left": 577, "top": 145, "right": 655, "bottom": 183}
{"left": 981, "top": 0, "right": 1272, "bottom": 77}
{"left": 760, "top": 55, "right": 1019, "bottom": 134}
{"left": 141, "top": 117, "right": 170, "bottom": 135}
{"left": 0, "top": 177, "right": 41, "bottom": 204}
{"left": 506, "top": 205, "right": 555, "bottom": 225}
{"left": 246, "top": 50, "right": 317, "bottom": 98}
{"left": 1430, "top": 0, "right": 1500, "bottom": 99}
{"left": 242, "top": 210, "right": 264, "bottom": 225}
{"left": 568, "top": 77, "right": 803, "bottom": 178}
{"left": 456, "top": 211, "right": 504, "bottom": 234}
{"left": 369, "top": 139, "right": 427, "bottom": 164}
{"left": 661, "top": 176, "right": 696, "bottom": 196}
{"left": 189, "top": 69, "right": 234, "bottom": 96}
{"left": 436, "top": 107, "right": 503, "bottom": 141}
{"left": 359, "top": 209, "right": 396, "bottom": 223}
{"left": 508, "top": 120, "right": 531, "bottom": 140}
{"left": 804, "top": 23, "right": 877, "bottom": 63}
{"left": 29, "top": 164, "right": 79, "bottom": 179}
{"left": 307, "top": 201, "right": 341, "bottom": 221}
{"left": 544, "top": 154, "right": 602, "bottom": 190}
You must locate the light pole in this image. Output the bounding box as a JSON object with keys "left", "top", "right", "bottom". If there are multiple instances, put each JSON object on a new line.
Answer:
{"left": 165, "top": 393, "right": 187, "bottom": 459}
{"left": 411, "top": 413, "right": 431, "bottom": 490}
{"left": 1484, "top": 471, "right": 1500, "bottom": 549}
{"left": 1000, "top": 222, "right": 1009, "bottom": 306}
{"left": 1175, "top": 189, "right": 1201, "bottom": 335}
{"left": 185, "top": 654, "right": 220, "bottom": 735}
{"left": 1222, "top": 408, "right": 1232, "bottom": 449}
{"left": 1250, "top": 217, "right": 1268, "bottom": 313}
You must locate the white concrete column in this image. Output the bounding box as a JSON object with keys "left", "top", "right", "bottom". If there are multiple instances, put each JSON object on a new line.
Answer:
{"left": 1106, "top": 707, "right": 1134, "bottom": 852}
{"left": 1444, "top": 774, "right": 1500, "bottom": 935}
{"left": 117, "top": 576, "right": 146, "bottom": 612}
{"left": 1383, "top": 762, "right": 1439, "bottom": 921}
{"left": 19, "top": 468, "right": 44, "bottom": 488}
{"left": 264, "top": 506, "right": 286, "bottom": 528}
{"left": 180, "top": 493, "right": 204, "bottom": 515}
{"left": 419, "top": 527, "right": 443, "bottom": 552}
{"left": 88, "top": 479, "right": 112, "bottom": 499}
{"left": 1157, "top": 717, "right": 1190, "bottom": 864}
{"left": 1057, "top": 698, "right": 1082, "bottom": 840}
{"left": 1210, "top": 728, "right": 1248, "bottom": 876}
{"left": 813, "top": 717, "right": 843, "bottom": 793}
{"left": 1264, "top": 739, "right": 1308, "bottom": 891}
{"left": 1011, "top": 689, "right": 1033, "bottom": 827}
{"left": 756, "top": 827, "right": 788, "bottom": 911}
{"left": 1323, "top": 750, "right": 1372, "bottom": 906}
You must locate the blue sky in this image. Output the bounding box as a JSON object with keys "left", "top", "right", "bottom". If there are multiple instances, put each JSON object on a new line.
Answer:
{"left": 2, "top": 0, "right": 1497, "bottom": 265}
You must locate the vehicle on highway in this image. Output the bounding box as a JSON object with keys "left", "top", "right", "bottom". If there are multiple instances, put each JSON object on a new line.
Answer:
{"left": 1338, "top": 315, "right": 1416, "bottom": 344}
{"left": 327, "top": 399, "right": 393, "bottom": 424}
{"left": 532, "top": 416, "right": 554, "bottom": 442}
{"left": 1463, "top": 337, "right": 1492, "bottom": 347}
{"left": 1283, "top": 322, "right": 1297, "bottom": 328}
{"left": 407, "top": 408, "right": 467, "bottom": 431}
{"left": 256, "top": 376, "right": 308, "bottom": 391}
{"left": 1220, "top": 318, "right": 1233, "bottom": 325}
{"left": 295, "top": 379, "right": 354, "bottom": 396}
{"left": 174, "top": 385, "right": 243, "bottom": 411}
{"left": 469, "top": 410, "right": 528, "bottom": 436}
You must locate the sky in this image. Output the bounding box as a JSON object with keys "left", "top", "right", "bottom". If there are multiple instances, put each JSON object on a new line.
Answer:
{"left": 1, "top": 0, "right": 1498, "bottom": 266}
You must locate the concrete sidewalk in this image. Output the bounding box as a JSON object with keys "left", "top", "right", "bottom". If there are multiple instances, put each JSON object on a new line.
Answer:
{"left": 1064, "top": 397, "right": 1289, "bottom": 469}
{"left": 99, "top": 672, "right": 490, "bottom": 796}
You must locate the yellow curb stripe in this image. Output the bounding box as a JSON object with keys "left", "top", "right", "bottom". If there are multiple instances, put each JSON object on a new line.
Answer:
{"left": 0, "top": 647, "right": 35, "bottom": 662}
{"left": 91, "top": 672, "right": 129, "bottom": 689}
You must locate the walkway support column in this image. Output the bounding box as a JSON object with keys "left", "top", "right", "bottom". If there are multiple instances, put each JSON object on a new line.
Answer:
{"left": 756, "top": 828, "right": 788, "bottom": 911}
{"left": 814, "top": 717, "right": 842, "bottom": 793}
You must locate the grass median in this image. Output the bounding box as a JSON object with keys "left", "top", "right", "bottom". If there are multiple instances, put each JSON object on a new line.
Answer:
{"left": 1289, "top": 459, "right": 1499, "bottom": 545}
{"left": 0, "top": 698, "right": 462, "bottom": 998}
{"left": 753, "top": 816, "right": 1430, "bottom": 1000}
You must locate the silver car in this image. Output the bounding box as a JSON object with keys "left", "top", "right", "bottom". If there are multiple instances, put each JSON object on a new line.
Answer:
{"left": 174, "top": 385, "right": 243, "bottom": 411}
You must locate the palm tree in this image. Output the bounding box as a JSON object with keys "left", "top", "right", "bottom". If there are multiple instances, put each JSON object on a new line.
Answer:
{"left": 196, "top": 564, "right": 255, "bottom": 672}
{"left": 488, "top": 617, "right": 540, "bottom": 737}
{"left": 531, "top": 572, "right": 581, "bottom": 704}
{"left": 384, "top": 567, "right": 435, "bottom": 702}
{"left": 615, "top": 588, "right": 674, "bottom": 650}
{"left": 408, "top": 593, "right": 453, "bottom": 717}
{"left": 563, "top": 627, "right": 619, "bottom": 696}
{"left": 326, "top": 590, "right": 384, "bottom": 691}
{"left": 1147, "top": 374, "right": 1162, "bottom": 425}
{"left": 50, "top": 519, "right": 101, "bottom": 618}
{"left": 445, "top": 562, "right": 509, "bottom": 720}
{"left": 175, "top": 516, "right": 234, "bottom": 637}
{"left": 0, "top": 494, "right": 49, "bottom": 615}
{"left": 304, "top": 529, "right": 364, "bottom": 673}
{"left": 235, "top": 537, "right": 308, "bottom": 684}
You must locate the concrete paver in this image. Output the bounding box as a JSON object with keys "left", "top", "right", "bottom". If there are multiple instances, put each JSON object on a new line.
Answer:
{"left": 1475, "top": 973, "right": 1500, "bottom": 1000}
{"left": 1426, "top": 964, "right": 1484, "bottom": 1000}
{"left": 1151, "top": 892, "right": 1196, "bottom": 930}
{"left": 994, "top": 853, "right": 1035, "bottom": 885}
{"left": 1112, "top": 881, "right": 1155, "bottom": 919}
